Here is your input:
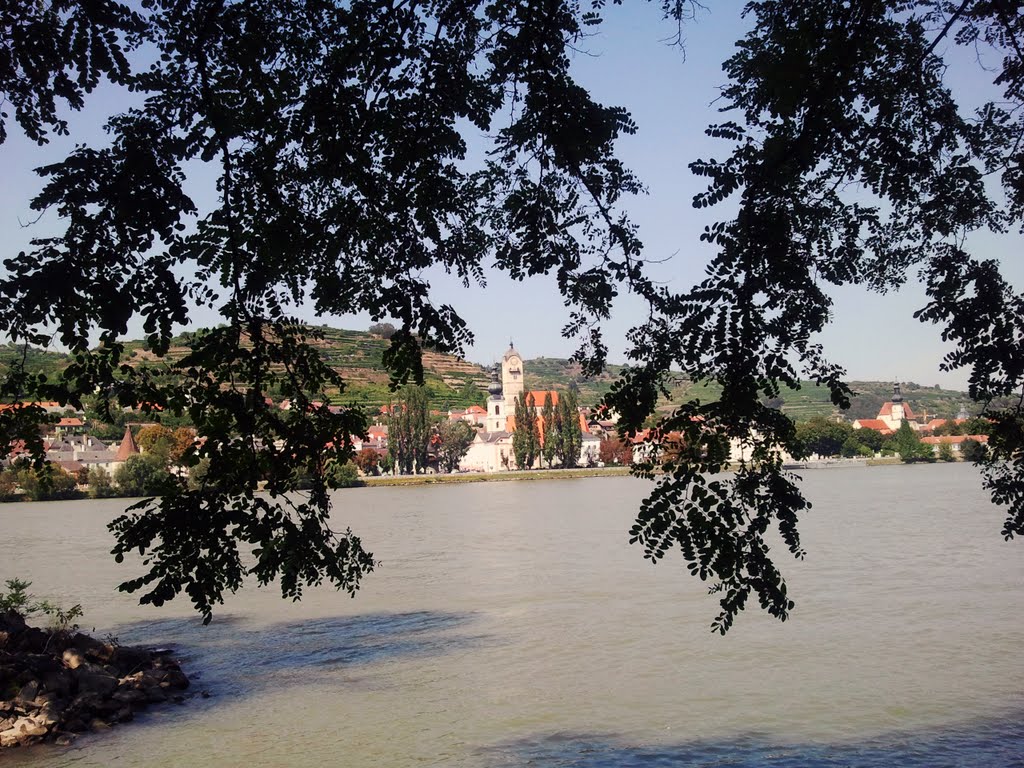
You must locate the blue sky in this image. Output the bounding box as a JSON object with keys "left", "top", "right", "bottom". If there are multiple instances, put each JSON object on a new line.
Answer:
{"left": 2, "top": 4, "right": 1020, "bottom": 390}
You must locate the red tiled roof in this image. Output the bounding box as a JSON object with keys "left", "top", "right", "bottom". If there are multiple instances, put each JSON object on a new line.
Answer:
{"left": 853, "top": 419, "right": 892, "bottom": 434}
{"left": 115, "top": 426, "right": 140, "bottom": 461}
{"left": 524, "top": 390, "right": 558, "bottom": 407}
{"left": 466, "top": 406, "right": 486, "bottom": 414}
{"left": 921, "top": 434, "right": 989, "bottom": 445}
{"left": 57, "top": 417, "right": 83, "bottom": 427}
{"left": 877, "top": 401, "right": 916, "bottom": 420}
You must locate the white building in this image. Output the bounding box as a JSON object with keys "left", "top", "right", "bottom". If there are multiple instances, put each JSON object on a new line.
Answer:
{"left": 460, "top": 344, "right": 596, "bottom": 471}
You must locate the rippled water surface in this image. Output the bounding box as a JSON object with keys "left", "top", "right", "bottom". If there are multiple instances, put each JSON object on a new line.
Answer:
{"left": 2, "top": 463, "right": 1023, "bottom": 766}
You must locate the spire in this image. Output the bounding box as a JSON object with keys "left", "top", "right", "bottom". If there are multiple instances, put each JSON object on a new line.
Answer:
{"left": 891, "top": 382, "right": 903, "bottom": 403}
{"left": 115, "top": 425, "right": 140, "bottom": 461}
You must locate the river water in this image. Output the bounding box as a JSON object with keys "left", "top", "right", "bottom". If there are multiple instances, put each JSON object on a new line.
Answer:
{"left": 2, "top": 463, "right": 1023, "bottom": 767}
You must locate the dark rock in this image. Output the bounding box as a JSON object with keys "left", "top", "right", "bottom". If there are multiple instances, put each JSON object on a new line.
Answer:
{"left": 54, "top": 732, "right": 76, "bottom": 746}
{"left": 111, "top": 645, "right": 151, "bottom": 673}
{"left": 1, "top": 617, "right": 191, "bottom": 750}
{"left": 143, "top": 687, "right": 168, "bottom": 704}
{"left": 12, "top": 628, "right": 46, "bottom": 654}
{"left": 75, "top": 669, "right": 118, "bottom": 697}
{"left": 111, "top": 689, "right": 146, "bottom": 706}
{"left": 0, "top": 612, "right": 27, "bottom": 640}
{"left": 15, "top": 680, "right": 39, "bottom": 704}
{"left": 70, "top": 634, "right": 115, "bottom": 664}
{"left": 40, "top": 666, "right": 73, "bottom": 697}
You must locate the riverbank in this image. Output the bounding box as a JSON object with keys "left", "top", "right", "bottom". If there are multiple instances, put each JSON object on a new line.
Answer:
{"left": 0, "top": 612, "right": 191, "bottom": 749}
{"left": 364, "top": 466, "right": 632, "bottom": 487}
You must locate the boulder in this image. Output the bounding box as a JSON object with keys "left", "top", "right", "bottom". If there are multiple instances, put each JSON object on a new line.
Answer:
{"left": 111, "top": 645, "right": 151, "bottom": 673}
{"left": 1, "top": 617, "right": 191, "bottom": 750}
{"left": 70, "top": 634, "right": 115, "bottom": 664}
{"left": 15, "top": 680, "right": 39, "bottom": 704}
{"left": 75, "top": 669, "right": 118, "bottom": 697}
{"left": 0, "top": 612, "right": 27, "bottom": 648}
{"left": 62, "top": 649, "right": 85, "bottom": 670}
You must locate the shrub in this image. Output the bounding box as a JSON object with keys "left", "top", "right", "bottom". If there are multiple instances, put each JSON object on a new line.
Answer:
{"left": 0, "top": 578, "right": 83, "bottom": 634}
{"left": 326, "top": 460, "right": 363, "bottom": 488}
{"left": 114, "top": 454, "right": 176, "bottom": 497}
{"left": 88, "top": 467, "right": 119, "bottom": 498}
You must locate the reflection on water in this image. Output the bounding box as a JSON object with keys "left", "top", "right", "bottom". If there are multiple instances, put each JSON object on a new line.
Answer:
{"left": 1, "top": 464, "right": 1023, "bottom": 767}
{"left": 112, "top": 610, "right": 487, "bottom": 698}
{"left": 488, "top": 715, "right": 1024, "bottom": 767}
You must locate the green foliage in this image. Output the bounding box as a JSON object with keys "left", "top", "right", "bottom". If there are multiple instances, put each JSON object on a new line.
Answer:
{"left": 540, "top": 393, "right": 557, "bottom": 468}
{"left": 556, "top": 389, "right": 583, "bottom": 469}
{"left": 437, "top": 420, "right": 475, "bottom": 473}
{"left": 3, "top": 0, "right": 1024, "bottom": 633}
{"left": 114, "top": 454, "right": 176, "bottom": 497}
{"left": 325, "top": 460, "right": 363, "bottom": 489}
{"left": 136, "top": 425, "right": 194, "bottom": 467}
{"left": 795, "top": 417, "right": 852, "bottom": 458}
{"left": 892, "top": 422, "right": 932, "bottom": 463}
{"left": 0, "top": 468, "right": 19, "bottom": 501}
{"left": 87, "top": 466, "right": 119, "bottom": 498}
{"left": 0, "top": 578, "right": 83, "bottom": 634}
{"left": 961, "top": 438, "right": 988, "bottom": 463}
{"left": 937, "top": 443, "right": 956, "bottom": 462}
{"left": 512, "top": 393, "right": 539, "bottom": 470}
{"left": 12, "top": 463, "right": 82, "bottom": 501}
{"left": 388, "top": 386, "right": 431, "bottom": 475}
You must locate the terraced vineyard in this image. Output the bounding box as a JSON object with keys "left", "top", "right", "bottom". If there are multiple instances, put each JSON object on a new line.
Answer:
{"left": 1, "top": 329, "right": 976, "bottom": 420}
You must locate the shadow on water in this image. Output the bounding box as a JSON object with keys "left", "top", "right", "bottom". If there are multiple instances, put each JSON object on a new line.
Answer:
{"left": 107, "top": 610, "right": 485, "bottom": 701}
{"left": 483, "top": 714, "right": 1024, "bottom": 768}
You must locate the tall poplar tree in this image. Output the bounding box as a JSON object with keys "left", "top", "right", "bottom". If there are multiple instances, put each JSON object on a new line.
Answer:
{"left": 560, "top": 386, "right": 583, "bottom": 469}
{"left": 541, "top": 393, "right": 557, "bottom": 468}
{"left": 388, "top": 385, "right": 430, "bottom": 475}
{"left": 512, "top": 393, "right": 535, "bottom": 470}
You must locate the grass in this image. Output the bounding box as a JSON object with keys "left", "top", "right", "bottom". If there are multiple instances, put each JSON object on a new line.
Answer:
{"left": 364, "top": 466, "right": 632, "bottom": 487}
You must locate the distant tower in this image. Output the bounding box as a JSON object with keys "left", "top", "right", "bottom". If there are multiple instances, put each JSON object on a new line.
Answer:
{"left": 890, "top": 382, "right": 905, "bottom": 422}
{"left": 957, "top": 402, "right": 970, "bottom": 421}
{"left": 502, "top": 341, "right": 524, "bottom": 404}
{"left": 485, "top": 364, "right": 506, "bottom": 433}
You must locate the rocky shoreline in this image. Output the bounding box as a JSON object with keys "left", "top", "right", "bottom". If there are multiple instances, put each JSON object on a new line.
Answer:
{"left": 0, "top": 610, "right": 190, "bottom": 749}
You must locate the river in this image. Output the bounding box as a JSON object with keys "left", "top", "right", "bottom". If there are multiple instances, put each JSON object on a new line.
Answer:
{"left": 2, "top": 463, "right": 1023, "bottom": 766}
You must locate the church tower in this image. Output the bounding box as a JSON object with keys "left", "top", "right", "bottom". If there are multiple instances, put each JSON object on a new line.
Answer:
{"left": 485, "top": 364, "right": 507, "bottom": 433}
{"left": 502, "top": 341, "right": 524, "bottom": 404}
{"left": 890, "top": 382, "right": 905, "bottom": 423}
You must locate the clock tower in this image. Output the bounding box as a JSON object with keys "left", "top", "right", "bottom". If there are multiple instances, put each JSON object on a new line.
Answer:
{"left": 502, "top": 341, "right": 524, "bottom": 404}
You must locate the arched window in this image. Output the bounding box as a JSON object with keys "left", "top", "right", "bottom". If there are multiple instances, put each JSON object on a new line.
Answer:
{"left": 494, "top": 405, "right": 500, "bottom": 415}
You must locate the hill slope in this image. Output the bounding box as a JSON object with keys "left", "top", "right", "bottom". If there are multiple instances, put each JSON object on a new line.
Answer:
{"left": 0, "top": 329, "right": 975, "bottom": 419}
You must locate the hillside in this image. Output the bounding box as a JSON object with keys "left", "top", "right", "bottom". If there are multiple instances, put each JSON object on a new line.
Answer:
{"left": 0, "top": 329, "right": 977, "bottom": 419}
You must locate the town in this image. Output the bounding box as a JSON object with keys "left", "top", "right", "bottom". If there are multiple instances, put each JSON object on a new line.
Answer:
{"left": 0, "top": 342, "right": 991, "bottom": 502}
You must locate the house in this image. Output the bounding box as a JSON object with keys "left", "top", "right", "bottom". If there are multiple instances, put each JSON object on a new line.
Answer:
{"left": 920, "top": 434, "right": 989, "bottom": 455}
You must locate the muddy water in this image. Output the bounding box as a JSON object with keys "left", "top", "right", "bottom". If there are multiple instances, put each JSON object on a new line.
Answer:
{"left": 2, "top": 463, "right": 1022, "bottom": 766}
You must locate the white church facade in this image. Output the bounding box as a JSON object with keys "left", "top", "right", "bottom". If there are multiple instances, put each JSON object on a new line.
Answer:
{"left": 459, "top": 343, "right": 598, "bottom": 472}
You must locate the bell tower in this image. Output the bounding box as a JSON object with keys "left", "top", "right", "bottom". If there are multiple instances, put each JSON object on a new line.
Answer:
{"left": 502, "top": 341, "right": 524, "bottom": 404}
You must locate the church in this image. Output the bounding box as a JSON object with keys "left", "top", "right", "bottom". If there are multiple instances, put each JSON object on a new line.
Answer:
{"left": 459, "top": 342, "right": 598, "bottom": 472}
{"left": 852, "top": 383, "right": 919, "bottom": 435}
